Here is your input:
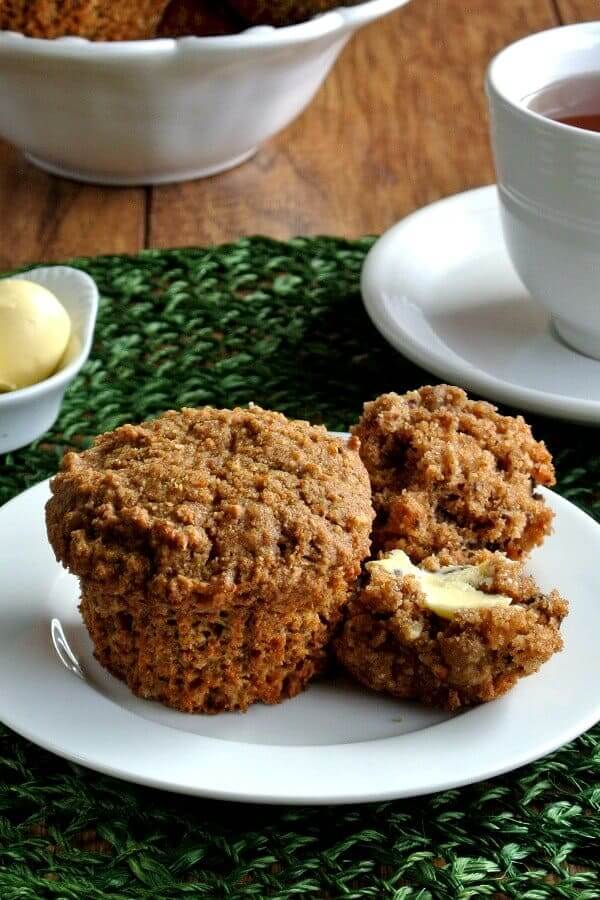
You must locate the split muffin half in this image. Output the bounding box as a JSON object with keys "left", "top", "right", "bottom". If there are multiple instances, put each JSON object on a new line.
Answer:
{"left": 335, "top": 549, "right": 568, "bottom": 710}
{"left": 351, "top": 385, "right": 555, "bottom": 563}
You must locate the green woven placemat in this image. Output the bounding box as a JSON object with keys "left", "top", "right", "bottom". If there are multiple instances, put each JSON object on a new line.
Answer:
{"left": 1, "top": 237, "right": 599, "bottom": 899}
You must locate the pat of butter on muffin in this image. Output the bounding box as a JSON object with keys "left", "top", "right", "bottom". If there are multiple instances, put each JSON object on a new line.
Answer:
{"left": 368, "top": 550, "right": 512, "bottom": 619}
{"left": 0, "top": 280, "right": 71, "bottom": 391}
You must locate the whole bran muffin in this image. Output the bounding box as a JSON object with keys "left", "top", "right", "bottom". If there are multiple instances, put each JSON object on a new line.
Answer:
{"left": 46, "top": 405, "right": 373, "bottom": 713}
{"left": 334, "top": 550, "right": 568, "bottom": 710}
{"left": 352, "top": 385, "right": 555, "bottom": 563}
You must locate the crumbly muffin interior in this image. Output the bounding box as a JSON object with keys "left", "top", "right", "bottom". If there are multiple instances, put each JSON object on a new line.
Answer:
{"left": 335, "top": 550, "right": 568, "bottom": 710}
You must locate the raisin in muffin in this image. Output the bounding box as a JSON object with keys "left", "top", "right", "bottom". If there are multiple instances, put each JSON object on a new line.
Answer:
{"left": 227, "top": 0, "right": 361, "bottom": 25}
{"left": 334, "top": 549, "right": 568, "bottom": 710}
{"left": 157, "top": 0, "right": 244, "bottom": 36}
{"left": 352, "top": 385, "right": 555, "bottom": 563}
{"left": 46, "top": 405, "right": 373, "bottom": 713}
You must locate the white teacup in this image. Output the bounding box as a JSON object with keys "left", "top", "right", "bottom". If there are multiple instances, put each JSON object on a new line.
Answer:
{"left": 486, "top": 23, "right": 600, "bottom": 360}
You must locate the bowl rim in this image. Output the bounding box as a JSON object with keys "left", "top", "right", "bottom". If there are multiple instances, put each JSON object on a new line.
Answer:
{"left": 0, "top": 266, "right": 98, "bottom": 406}
{"left": 0, "top": 0, "right": 410, "bottom": 57}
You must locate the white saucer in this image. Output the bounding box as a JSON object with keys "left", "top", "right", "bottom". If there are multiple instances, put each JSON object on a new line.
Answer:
{"left": 362, "top": 185, "right": 600, "bottom": 425}
{"left": 1, "top": 476, "right": 599, "bottom": 804}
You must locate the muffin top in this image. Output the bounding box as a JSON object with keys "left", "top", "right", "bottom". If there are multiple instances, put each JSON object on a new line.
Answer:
{"left": 46, "top": 405, "right": 373, "bottom": 604}
{"left": 351, "top": 385, "right": 555, "bottom": 562}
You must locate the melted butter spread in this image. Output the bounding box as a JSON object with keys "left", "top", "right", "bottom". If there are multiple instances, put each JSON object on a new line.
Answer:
{"left": 367, "top": 550, "right": 512, "bottom": 619}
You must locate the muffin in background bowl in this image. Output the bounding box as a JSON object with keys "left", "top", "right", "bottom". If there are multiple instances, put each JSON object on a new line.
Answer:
{"left": 0, "top": 0, "right": 363, "bottom": 38}
{"left": 0, "top": 0, "right": 171, "bottom": 40}
{"left": 45, "top": 406, "right": 373, "bottom": 713}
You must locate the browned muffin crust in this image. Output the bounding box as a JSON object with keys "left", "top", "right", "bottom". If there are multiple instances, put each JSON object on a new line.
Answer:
{"left": 351, "top": 386, "right": 555, "bottom": 563}
{"left": 46, "top": 405, "right": 373, "bottom": 713}
{"left": 334, "top": 551, "right": 568, "bottom": 711}
{"left": 0, "top": 0, "right": 171, "bottom": 39}
{"left": 0, "top": 0, "right": 28, "bottom": 32}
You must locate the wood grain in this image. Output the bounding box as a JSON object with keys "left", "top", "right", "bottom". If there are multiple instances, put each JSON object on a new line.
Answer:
{"left": 0, "top": 142, "right": 145, "bottom": 270}
{"left": 555, "top": 0, "right": 599, "bottom": 22}
{"left": 149, "top": 0, "right": 557, "bottom": 247}
{"left": 0, "top": 0, "right": 570, "bottom": 266}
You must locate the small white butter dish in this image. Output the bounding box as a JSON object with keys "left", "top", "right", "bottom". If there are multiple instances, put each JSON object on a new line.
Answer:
{"left": 0, "top": 266, "right": 98, "bottom": 453}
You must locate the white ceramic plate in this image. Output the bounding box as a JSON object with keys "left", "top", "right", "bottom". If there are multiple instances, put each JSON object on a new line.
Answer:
{"left": 361, "top": 185, "right": 600, "bottom": 425}
{"left": 1, "top": 472, "right": 599, "bottom": 804}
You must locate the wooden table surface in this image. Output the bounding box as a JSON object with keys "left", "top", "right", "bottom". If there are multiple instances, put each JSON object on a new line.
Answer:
{"left": 0, "top": 0, "right": 595, "bottom": 270}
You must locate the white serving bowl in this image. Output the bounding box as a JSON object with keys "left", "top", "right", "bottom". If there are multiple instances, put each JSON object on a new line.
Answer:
{"left": 0, "top": 0, "right": 410, "bottom": 186}
{"left": 0, "top": 267, "right": 98, "bottom": 453}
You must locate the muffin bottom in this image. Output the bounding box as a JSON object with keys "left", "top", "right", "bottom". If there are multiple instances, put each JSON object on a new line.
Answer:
{"left": 80, "top": 581, "right": 345, "bottom": 713}
{"left": 334, "top": 553, "right": 568, "bottom": 711}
